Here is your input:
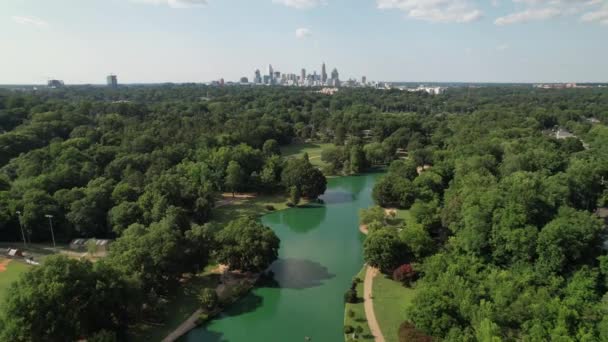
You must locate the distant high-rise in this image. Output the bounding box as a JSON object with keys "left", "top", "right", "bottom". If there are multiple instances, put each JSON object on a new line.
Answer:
{"left": 321, "top": 62, "right": 328, "bottom": 84}
{"left": 301, "top": 68, "right": 306, "bottom": 84}
{"left": 268, "top": 64, "right": 274, "bottom": 84}
{"left": 106, "top": 74, "right": 118, "bottom": 88}
{"left": 254, "top": 69, "right": 262, "bottom": 84}
{"left": 362, "top": 76, "right": 367, "bottom": 85}
{"left": 331, "top": 68, "right": 340, "bottom": 87}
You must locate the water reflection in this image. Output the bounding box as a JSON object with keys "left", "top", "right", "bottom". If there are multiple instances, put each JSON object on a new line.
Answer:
{"left": 265, "top": 205, "right": 328, "bottom": 234}
{"left": 320, "top": 191, "right": 355, "bottom": 204}
{"left": 261, "top": 258, "right": 335, "bottom": 289}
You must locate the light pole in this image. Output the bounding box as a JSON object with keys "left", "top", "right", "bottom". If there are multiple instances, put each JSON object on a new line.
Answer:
{"left": 45, "top": 214, "right": 56, "bottom": 249}
{"left": 15, "top": 211, "right": 27, "bottom": 248}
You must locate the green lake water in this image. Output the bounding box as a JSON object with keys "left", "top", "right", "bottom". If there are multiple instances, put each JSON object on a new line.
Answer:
{"left": 185, "top": 173, "right": 380, "bottom": 342}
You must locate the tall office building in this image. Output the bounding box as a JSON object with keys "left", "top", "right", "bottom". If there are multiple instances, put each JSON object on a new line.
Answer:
{"left": 321, "top": 62, "right": 328, "bottom": 84}
{"left": 106, "top": 74, "right": 118, "bottom": 88}
{"left": 300, "top": 68, "right": 306, "bottom": 85}
{"left": 331, "top": 68, "right": 340, "bottom": 87}
{"left": 254, "top": 69, "right": 262, "bottom": 84}
{"left": 362, "top": 76, "right": 367, "bottom": 85}
{"left": 268, "top": 64, "right": 274, "bottom": 84}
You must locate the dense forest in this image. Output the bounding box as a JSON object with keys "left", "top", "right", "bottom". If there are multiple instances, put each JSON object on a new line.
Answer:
{"left": 1, "top": 84, "right": 607, "bottom": 341}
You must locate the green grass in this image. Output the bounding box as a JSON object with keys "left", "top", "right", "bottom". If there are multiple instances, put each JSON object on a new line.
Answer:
{"left": 280, "top": 142, "right": 334, "bottom": 168}
{"left": 386, "top": 209, "right": 412, "bottom": 228}
{"left": 130, "top": 266, "right": 221, "bottom": 341}
{"left": 212, "top": 194, "right": 291, "bottom": 224}
{"left": 344, "top": 266, "right": 374, "bottom": 341}
{"left": 0, "top": 258, "right": 31, "bottom": 309}
{"left": 372, "top": 274, "right": 418, "bottom": 342}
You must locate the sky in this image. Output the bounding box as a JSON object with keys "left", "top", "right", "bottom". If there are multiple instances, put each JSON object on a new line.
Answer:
{"left": 1, "top": 0, "right": 607, "bottom": 84}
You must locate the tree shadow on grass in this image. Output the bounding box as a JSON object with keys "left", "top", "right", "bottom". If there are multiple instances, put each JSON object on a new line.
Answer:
{"left": 259, "top": 258, "right": 335, "bottom": 289}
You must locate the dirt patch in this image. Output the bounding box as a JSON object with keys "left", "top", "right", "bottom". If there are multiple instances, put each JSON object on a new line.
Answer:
{"left": 384, "top": 208, "right": 397, "bottom": 216}
{"left": 220, "top": 193, "right": 257, "bottom": 200}
{"left": 0, "top": 259, "right": 12, "bottom": 273}
{"left": 359, "top": 224, "right": 369, "bottom": 235}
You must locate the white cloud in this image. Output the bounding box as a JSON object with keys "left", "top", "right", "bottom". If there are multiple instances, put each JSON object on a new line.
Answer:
{"left": 376, "top": 0, "right": 483, "bottom": 23}
{"left": 497, "top": 43, "right": 510, "bottom": 50}
{"left": 496, "top": 0, "right": 606, "bottom": 25}
{"left": 295, "top": 27, "right": 312, "bottom": 38}
{"left": 272, "top": 0, "right": 325, "bottom": 9}
{"left": 495, "top": 7, "right": 561, "bottom": 25}
{"left": 132, "top": 0, "right": 207, "bottom": 8}
{"left": 581, "top": 4, "right": 608, "bottom": 24}
{"left": 12, "top": 15, "right": 48, "bottom": 28}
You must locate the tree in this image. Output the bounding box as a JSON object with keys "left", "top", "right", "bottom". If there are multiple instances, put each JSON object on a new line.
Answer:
{"left": 359, "top": 206, "right": 386, "bottom": 225}
{"left": 536, "top": 207, "right": 604, "bottom": 275}
{"left": 0, "top": 256, "right": 134, "bottom": 342}
{"left": 262, "top": 139, "right": 280, "bottom": 156}
{"left": 289, "top": 186, "right": 301, "bottom": 206}
{"left": 349, "top": 145, "right": 367, "bottom": 174}
{"left": 281, "top": 155, "right": 327, "bottom": 199}
{"left": 198, "top": 288, "right": 219, "bottom": 312}
{"left": 344, "top": 288, "right": 358, "bottom": 303}
{"left": 225, "top": 161, "right": 244, "bottom": 197}
{"left": 364, "top": 142, "right": 391, "bottom": 166}
{"left": 213, "top": 217, "right": 280, "bottom": 272}
{"left": 364, "top": 229, "right": 408, "bottom": 274}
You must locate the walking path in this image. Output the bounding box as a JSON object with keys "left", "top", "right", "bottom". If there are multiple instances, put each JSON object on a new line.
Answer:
{"left": 364, "top": 266, "right": 385, "bottom": 342}
{"left": 161, "top": 309, "right": 203, "bottom": 342}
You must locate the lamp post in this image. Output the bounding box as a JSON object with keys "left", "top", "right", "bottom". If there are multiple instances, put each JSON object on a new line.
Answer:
{"left": 45, "top": 214, "right": 56, "bottom": 249}
{"left": 15, "top": 211, "right": 27, "bottom": 248}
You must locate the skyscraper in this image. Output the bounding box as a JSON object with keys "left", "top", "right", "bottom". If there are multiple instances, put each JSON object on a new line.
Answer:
{"left": 301, "top": 68, "right": 306, "bottom": 85}
{"left": 331, "top": 68, "right": 340, "bottom": 87}
{"left": 254, "top": 69, "right": 262, "bottom": 84}
{"left": 268, "top": 64, "right": 274, "bottom": 84}
{"left": 362, "top": 76, "right": 367, "bottom": 85}
{"left": 106, "top": 74, "right": 118, "bottom": 88}
{"left": 321, "top": 62, "right": 328, "bottom": 84}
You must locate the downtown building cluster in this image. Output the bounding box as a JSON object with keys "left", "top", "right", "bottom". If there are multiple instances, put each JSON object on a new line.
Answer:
{"left": 244, "top": 62, "right": 370, "bottom": 88}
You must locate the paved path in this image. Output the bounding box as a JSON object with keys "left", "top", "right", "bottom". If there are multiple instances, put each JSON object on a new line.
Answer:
{"left": 162, "top": 308, "right": 203, "bottom": 342}
{"left": 364, "top": 266, "right": 385, "bottom": 342}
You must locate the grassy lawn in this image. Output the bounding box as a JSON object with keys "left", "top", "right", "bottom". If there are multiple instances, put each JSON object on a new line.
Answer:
{"left": 372, "top": 274, "right": 418, "bottom": 342}
{"left": 212, "top": 194, "right": 291, "bottom": 225}
{"left": 0, "top": 258, "right": 31, "bottom": 309}
{"left": 386, "top": 209, "right": 412, "bottom": 227}
{"left": 344, "top": 266, "right": 374, "bottom": 341}
{"left": 280, "top": 142, "right": 334, "bottom": 168}
{"left": 130, "top": 265, "right": 221, "bottom": 341}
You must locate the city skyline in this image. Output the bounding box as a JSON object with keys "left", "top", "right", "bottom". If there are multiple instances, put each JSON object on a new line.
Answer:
{"left": 2, "top": 0, "right": 608, "bottom": 84}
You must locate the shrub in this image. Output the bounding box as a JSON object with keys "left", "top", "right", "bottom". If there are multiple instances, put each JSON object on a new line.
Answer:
{"left": 344, "top": 289, "right": 358, "bottom": 303}
{"left": 344, "top": 325, "right": 354, "bottom": 334}
{"left": 265, "top": 205, "right": 276, "bottom": 211}
{"left": 347, "top": 309, "right": 355, "bottom": 318}
{"left": 198, "top": 288, "right": 219, "bottom": 311}
{"left": 393, "top": 264, "right": 416, "bottom": 286}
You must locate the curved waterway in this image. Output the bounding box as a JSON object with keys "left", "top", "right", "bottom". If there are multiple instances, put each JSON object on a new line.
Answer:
{"left": 185, "top": 173, "right": 380, "bottom": 342}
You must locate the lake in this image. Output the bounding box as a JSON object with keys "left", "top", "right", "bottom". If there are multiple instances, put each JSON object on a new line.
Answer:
{"left": 185, "top": 173, "right": 380, "bottom": 342}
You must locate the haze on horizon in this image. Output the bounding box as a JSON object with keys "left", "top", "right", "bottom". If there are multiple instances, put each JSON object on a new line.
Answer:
{"left": 1, "top": 0, "right": 607, "bottom": 85}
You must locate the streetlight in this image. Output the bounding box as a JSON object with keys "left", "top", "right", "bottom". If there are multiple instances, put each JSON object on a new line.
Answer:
{"left": 15, "top": 211, "right": 27, "bottom": 248}
{"left": 45, "top": 214, "right": 56, "bottom": 249}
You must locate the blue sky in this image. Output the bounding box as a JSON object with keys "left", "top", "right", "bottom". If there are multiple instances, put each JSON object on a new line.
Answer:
{"left": 1, "top": 0, "right": 607, "bottom": 84}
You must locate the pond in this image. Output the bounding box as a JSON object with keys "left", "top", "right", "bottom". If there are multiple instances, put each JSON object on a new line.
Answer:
{"left": 185, "top": 173, "right": 380, "bottom": 342}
